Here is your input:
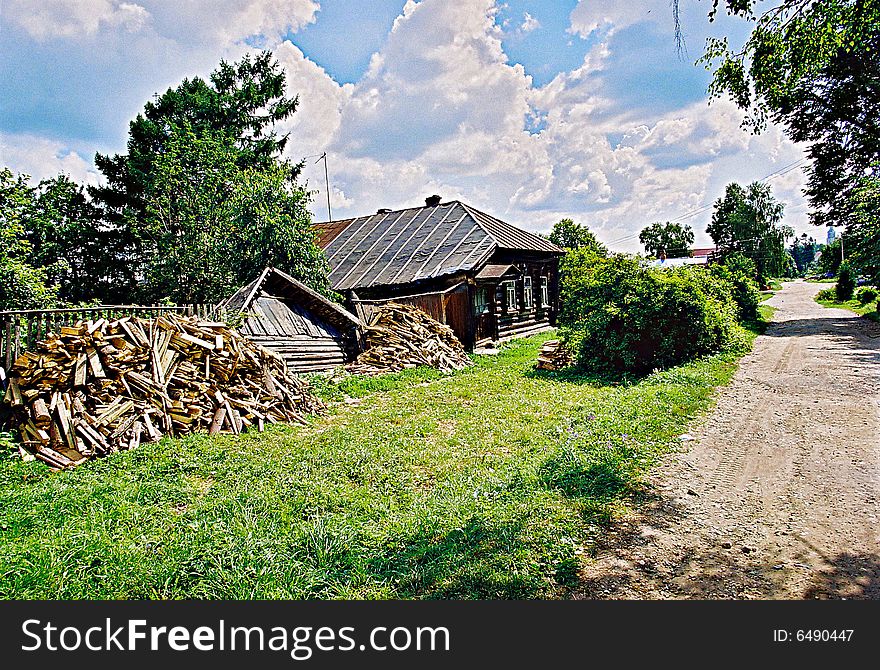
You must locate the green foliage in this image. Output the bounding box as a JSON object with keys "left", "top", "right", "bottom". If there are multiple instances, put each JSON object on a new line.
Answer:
{"left": 710, "top": 252, "right": 760, "bottom": 321}
{"left": 816, "top": 287, "right": 837, "bottom": 301}
{"left": 835, "top": 262, "right": 856, "bottom": 301}
{"left": 0, "top": 334, "right": 750, "bottom": 599}
{"left": 707, "top": 181, "right": 790, "bottom": 284}
{"left": 558, "top": 255, "right": 747, "bottom": 376}
{"left": 789, "top": 233, "right": 819, "bottom": 276}
{"left": 856, "top": 286, "right": 877, "bottom": 304}
{"left": 816, "top": 238, "right": 843, "bottom": 276}
{"left": 846, "top": 170, "right": 880, "bottom": 288}
{"left": 0, "top": 169, "right": 58, "bottom": 310}
{"left": 140, "top": 123, "right": 329, "bottom": 303}
{"left": 697, "top": 1, "right": 880, "bottom": 230}
{"left": 638, "top": 221, "right": 695, "bottom": 258}
{"left": 548, "top": 218, "right": 608, "bottom": 255}
{"left": 91, "top": 52, "right": 307, "bottom": 302}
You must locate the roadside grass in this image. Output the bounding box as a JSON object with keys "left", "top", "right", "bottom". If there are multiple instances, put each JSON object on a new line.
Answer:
{"left": 806, "top": 277, "right": 837, "bottom": 283}
{"left": 815, "top": 296, "right": 879, "bottom": 323}
{"left": 0, "top": 325, "right": 766, "bottom": 599}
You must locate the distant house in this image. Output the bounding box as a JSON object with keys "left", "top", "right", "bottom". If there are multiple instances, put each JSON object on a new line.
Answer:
{"left": 651, "top": 247, "right": 715, "bottom": 268}
{"left": 218, "top": 267, "right": 362, "bottom": 374}
{"left": 314, "top": 197, "right": 565, "bottom": 349}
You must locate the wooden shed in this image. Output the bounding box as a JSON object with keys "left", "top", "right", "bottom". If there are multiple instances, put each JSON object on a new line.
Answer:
{"left": 218, "top": 267, "right": 362, "bottom": 374}
{"left": 314, "top": 198, "right": 565, "bottom": 349}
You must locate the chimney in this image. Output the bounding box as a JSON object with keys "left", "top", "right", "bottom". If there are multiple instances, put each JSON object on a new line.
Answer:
{"left": 377, "top": 208, "right": 392, "bottom": 214}
{"left": 425, "top": 194, "right": 442, "bottom": 207}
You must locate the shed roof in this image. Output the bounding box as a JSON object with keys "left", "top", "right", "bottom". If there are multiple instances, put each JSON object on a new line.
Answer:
{"left": 218, "top": 267, "right": 361, "bottom": 333}
{"left": 313, "top": 201, "right": 563, "bottom": 291}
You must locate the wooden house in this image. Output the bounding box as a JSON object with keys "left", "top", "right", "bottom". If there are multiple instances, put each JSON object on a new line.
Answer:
{"left": 218, "top": 267, "right": 362, "bottom": 374}
{"left": 314, "top": 197, "right": 565, "bottom": 349}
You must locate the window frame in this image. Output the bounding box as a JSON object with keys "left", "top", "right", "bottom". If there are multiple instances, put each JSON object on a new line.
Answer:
{"left": 523, "top": 276, "right": 534, "bottom": 310}
{"left": 540, "top": 276, "right": 550, "bottom": 308}
{"left": 504, "top": 280, "right": 518, "bottom": 312}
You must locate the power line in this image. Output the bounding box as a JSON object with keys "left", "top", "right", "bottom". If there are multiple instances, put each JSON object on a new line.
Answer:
{"left": 606, "top": 157, "right": 810, "bottom": 248}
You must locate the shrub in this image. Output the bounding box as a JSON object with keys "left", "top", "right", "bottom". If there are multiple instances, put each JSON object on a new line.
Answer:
{"left": 710, "top": 253, "right": 760, "bottom": 321}
{"left": 835, "top": 262, "right": 856, "bottom": 301}
{"left": 856, "top": 286, "right": 877, "bottom": 304}
{"left": 558, "top": 255, "right": 744, "bottom": 376}
{"left": 816, "top": 287, "right": 836, "bottom": 301}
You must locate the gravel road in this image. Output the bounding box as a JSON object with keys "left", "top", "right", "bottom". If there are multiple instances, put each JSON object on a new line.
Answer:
{"left": 576, "top": 281, "right": 880, "bottom": 599}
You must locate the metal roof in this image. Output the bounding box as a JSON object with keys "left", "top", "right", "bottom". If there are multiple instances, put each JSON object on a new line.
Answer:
{"left": 314, "top": 201, "right": 563, "bottom": 291}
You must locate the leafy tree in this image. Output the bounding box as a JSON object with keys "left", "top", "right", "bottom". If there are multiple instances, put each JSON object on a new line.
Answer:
{"left": 23, "top": 175, "right": 134, "bottom": 304}
{"left": 707, "top": 182, "right": 790, "bottom": 286}
{"left": 548, "top": 218, "right": 608, "bottom": 255}
{"left": 815, "top": 237, "right": 844, "bottom": 276}
{"left": 0, "top": 169, "right": 57, "bottom": 310}
{"left": 695, "top": 1, "right": 880, "bottom": 230}
{"left": 789, "top": 233, "right": 818, "bottom": 276}
{"left": 141, "top": 122, "right": 328, "bottom": 304}
{"left": 91, "top": 52, "right": 301, "bottom": 298}
{"left": 846, "top": 170, "right": 880, "bottom": 287}
{"left": 638, "top": 221, "right": 695, "bottom": 258}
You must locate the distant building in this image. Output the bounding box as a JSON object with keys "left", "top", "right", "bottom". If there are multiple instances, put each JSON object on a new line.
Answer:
{"left": 827, "top": 226, "right": 837, "bottom": 246}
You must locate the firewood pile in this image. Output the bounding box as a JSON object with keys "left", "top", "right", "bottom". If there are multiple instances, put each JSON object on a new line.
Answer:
{"left": 535, "top": 340, "right": 573, "bottom": 371}
{"left": 1, "top": 314, "right": 323, "bottom": 469}
{"left": 345, "top": 303, "right": 472, "bottom": 375}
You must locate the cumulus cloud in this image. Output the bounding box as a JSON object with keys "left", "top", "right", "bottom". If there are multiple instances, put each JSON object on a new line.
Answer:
{"left": 0, "top": 0, "right": 814, "bottom": 250}
{"left": 0, "top": 133, "right": 102, "bottom": 187}
{"left": 520, "top": 12, "right": 540, "bottom": 33}
{"left": 4, "top": 0, "right": 318, "bottom": 43}
{"left": 568, "top": 0, "right": 665, "bottom": 38}
{"left": 5, "top": 0, "right": 150, "bottom": 39}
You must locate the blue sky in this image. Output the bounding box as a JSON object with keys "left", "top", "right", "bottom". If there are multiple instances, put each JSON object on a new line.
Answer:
{"left": 0, "top": 1, "right": 812, "bottom": 251}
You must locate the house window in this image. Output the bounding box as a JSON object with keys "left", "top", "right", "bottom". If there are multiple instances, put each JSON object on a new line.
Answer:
{"left": 540, "top": 277, "right": 550, "bottom": 307}
{"left": 523, "top": 276, "right": 534, "bottom": 309}
{"left": 505, "top": 280, "right": 517, "bottom": 311}
{"left": 474, "top": 287, "right": 490, "bottom": 314}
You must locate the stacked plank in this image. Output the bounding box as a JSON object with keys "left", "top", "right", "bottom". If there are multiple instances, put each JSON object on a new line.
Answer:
{"left": 535, "top": 340, "right": 573, "bottom": 371}
{"left": 1, "top": 314, "right": 323, "bottom": 469}
{"left": 345, "top": 303, "right": 472, "bottom": 375}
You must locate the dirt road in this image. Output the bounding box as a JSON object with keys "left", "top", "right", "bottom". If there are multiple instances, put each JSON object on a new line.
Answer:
{"left": 577, "top": 281, "right": 880, "bottom": 599}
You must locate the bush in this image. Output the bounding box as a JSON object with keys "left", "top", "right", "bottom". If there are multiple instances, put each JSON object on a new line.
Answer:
{"left": 710, "top": 253, "right": 760, "bottom": 321}
{"left": 835, "top": 262, "right": 856, "bottom": 301}
{"left": 558, "top": 255, "right": 745, "bottom": 376}
{"left": 856, "top": 286, "right": 877, "bottom": 304}
{"left": 816, "top": 287, "right": 836, "bottom": 301}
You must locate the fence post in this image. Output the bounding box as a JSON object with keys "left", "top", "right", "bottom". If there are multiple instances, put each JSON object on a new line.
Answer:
{"left": 3, "top": 321, "right": 12, "bottom": 371}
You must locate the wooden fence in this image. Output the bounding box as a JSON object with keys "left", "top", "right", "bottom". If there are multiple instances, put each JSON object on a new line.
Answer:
{"left": 0, "top": 304, "right": 213, "bottom": 373}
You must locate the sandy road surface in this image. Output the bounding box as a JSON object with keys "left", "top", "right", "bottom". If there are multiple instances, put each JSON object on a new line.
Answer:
{"left": 577, "top": 281, "right": 880, "bottom": 599}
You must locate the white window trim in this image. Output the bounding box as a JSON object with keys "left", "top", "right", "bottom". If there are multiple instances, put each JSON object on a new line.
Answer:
{"left": 540, "top": 276, "right": 550, "bottom": 307}
{"left": 505, "top": 280, "right": 517, "bottom": 312}
{"left": 523, "top": 276, "right": 534, "bottom": 310}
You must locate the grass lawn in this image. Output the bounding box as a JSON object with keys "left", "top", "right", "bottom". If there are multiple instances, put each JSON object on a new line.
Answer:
{"left": 0, "top": 327, "right": 764, "bottom": 600}
{"left": 815, "top": 296, "right": 879, "bottom": 322}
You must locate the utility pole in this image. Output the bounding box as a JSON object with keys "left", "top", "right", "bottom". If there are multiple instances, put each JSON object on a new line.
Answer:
{"left": 315, "top": 152, "right": 332, "bottom": 224}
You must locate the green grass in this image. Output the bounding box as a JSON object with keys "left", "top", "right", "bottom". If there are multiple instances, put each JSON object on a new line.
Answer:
{"left": 0, "top": 329, "right": 765, "bottom": 600}
{"left": 815, "top": 296, "right": 879, "bottom": 322}
{"left": 806, "top": 277, "right": 837, "bottom": 283}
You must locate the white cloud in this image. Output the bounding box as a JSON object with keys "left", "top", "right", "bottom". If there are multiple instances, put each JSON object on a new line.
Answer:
{"left": 5, "top": 0, "right": 150, "bottom": 39}
{"left": 0, "top": 133, "right": 101, "bottom": 187}
{"left": 520, "top": 12, "right": 540, "bottom": 34}
{"left": 568, "top": 0, "right": 665, "bottom": 38}
{"left": 0, "top": 0, "right": 815, "bottom": 251}
{"left": 4, "top": 0, "right": 318, "bottom": 43}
